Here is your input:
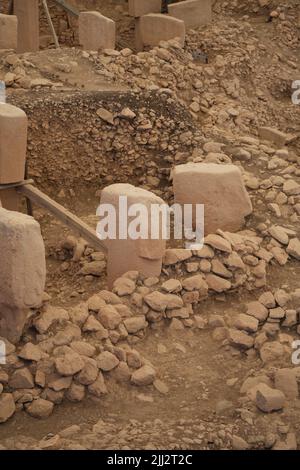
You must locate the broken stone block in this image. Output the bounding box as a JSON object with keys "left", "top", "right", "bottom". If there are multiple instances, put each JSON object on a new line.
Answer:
{"left": 287, "top": 238, "right": 300, "bottom": 260}
{"left": 0, "top": 103, "right": 27, "bottom": 184}
{"left": 173, "top": 163, "right": 252, "bottom": 235}
{"left": 135, "top": 14, "right": 185, "bottom": 51}
{"left": 79, "top": 12, "right": 116, "bottom": 51}
{"left": 0, "top": 393, "right": 15, "bottom": 423}
{"left": 255, "top": 383, "right": 285, "bottom": 412}
{"left": 168, "top": 0, "right": 212, "bottom": 28}
{"left": 274, "top": 368, "right": 299, "bottom": 399}
{"left": 0, "top": 14, "right": 18, "bottom": 50}
{"left": 128, "top": 0, "right": 161, "bottom": 17}
{"left": 131, "top": 365, "right": 156, "bottom": 386}
{"left": 14, "top": 0, "right": 39, "bottom": 53}
{"left": 0, "top": 209, "right": 46, "bottom": 343}
{"left": 258, "top": 127, "right": 288, "bottom": 147}
{"left": 98, "top": 183, "right": 166, "bottom": 287}
{"left": 25, "top": 398, "right": 54, "bottom": 418}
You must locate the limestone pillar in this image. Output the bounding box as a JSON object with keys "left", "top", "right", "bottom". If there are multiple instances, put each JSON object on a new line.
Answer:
{"left": 168, "top": 0, "right": 212, "bottom": 28}
{"left": 14, "top": 0, "right": 39, "bottom": 53}
{"left": 173, "top": 163, "right": 253, "bottom": 235}
{"left": 0, "top": 103, "right": 27, "bottom": 211}
{"left": 79, "top": 12, "right": 116, "bottom": 51}
{"left": 97, "top": 184, "right": 166, "bottom": 287}
{"left": 128, "top": 0, "right": 161, "bottom": 17}
{"left": 0, "top": 208, "right": 46, "bottom": 343}
{"left": 135, "top": 13, "right": 185, "bottom": 51}
{"left": 0, "top": 14, "right": 18, "bottom": 50}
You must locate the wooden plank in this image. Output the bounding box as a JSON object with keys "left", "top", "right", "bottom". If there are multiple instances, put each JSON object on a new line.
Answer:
{"left": 52, "top": 0, "right": 79, "bottom": 17}
{"left": 17, "top": 183, "right": 107, "bottom": 253}
{"left": 42, "top": 0, "right": 60, "bottom": 49}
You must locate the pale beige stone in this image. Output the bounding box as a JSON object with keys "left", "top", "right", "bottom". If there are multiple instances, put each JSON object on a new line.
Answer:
{"left": 0, "top": 14, "right": 18, "bottom": 50}
{"left": 98, "top": 184, "right": 166, "bottom": 287}
{"left": 79, "top": 12, "right": 116, "bottom": 51}
{"left": 0, "top": 209, "right": 46, "bottom": 343}
{"left": 0, "top": 104, "right": 27, "bottom": 184}
{"left": 173, "top": 163, "right": 252, "bottom": 235}
{"left": 14, "top": 0, "right": 39, "bottom": 53}
{"left": 135, "top": 14, "right": 185, "bottom": 51}
{"left": 168, "top": 0, "right": 212, "bottom": 28}
{"left": 128, "top": 0, "right": 161, "bottom": 17}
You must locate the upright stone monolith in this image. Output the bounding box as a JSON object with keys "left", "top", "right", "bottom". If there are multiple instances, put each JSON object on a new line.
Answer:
{"left": 0, "top": 14, "right": 18, "bottom": 50}
{"left": 0, "top": 208, "right": 46, "bottom": 343}
{"left": 14, "top": 0, "right": 39, "bottom": 53}
{"left": 173, "top": 163, "right": 253, "bottom": 235}
{"left": 97, "top": 183, "right": 166, "bottom": 287}
{"left": 79, "top": 11, "right": 116, "bottom": 51}
{"left": 0, "top": 103, "right": 28, "bottom": 211}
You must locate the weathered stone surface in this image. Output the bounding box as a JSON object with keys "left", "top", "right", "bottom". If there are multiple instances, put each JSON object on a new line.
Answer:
{"left": 18, "top": 343, "right": 42, "bottom": 362}
{"left": 246, "top": 301, "right": 269, "bottom": 322}
{"left": 173, "top": 163, "right": 252, "bottom": 235}
{"left": 168, "top": 0, "right": 212, "bottom": 28}
{"left": 128, "top": 0, "right": 161, "bottom": 17}
{"left": 79, "top": 12, "right": 116, "bottom": 51}
{"left": 258, "top": 127, "right": 288, "bottom": 147}
{"left": 260, "top": 341, "right": 285, "bottom": 363}
{"left": 0, "top": 104, "right": 27, "bottom": 185}
{"left": 113, "top": 277, "right": 136, "bottom": 296}
{"left": 66, "top": 383, "right": 85, "bottom": 402}
{"left": 234, "top": 314, "right": 259, "bottom": 333}
{"left": 55, "top": 352, "right": 85, "bottom": 376}
{"left": 228, "top": 328, "right": 254, "bottom": 349}
{"left": 274, "top": 368, "right": 299, "bottom": 399}
{"left": 131, "top": 365, "right": 156, "bottom": 386}
{"left": 88, "top": 373, "right": 107, "bottom": 397}
{"left": 144, "top": 291, "right": 168, "bottom": 311}
{"left": 99, "top": 184, "right": 166, "bottom": 286}
{"left": 0, "top": 393, "right": 15, "bottom": 423}
{"left": 76, "top": 358, "right": 98, "bottom": 385}
{"left": 14, "top": 0, "right": 39, "bottom": 53}
{"left": 255, "top": 384, "right": 285, "bottom": 412}
{"left": 34, "top": 306, "right": 69, "bottom": 334}
{"left": 163, "top": 249, "right": 192, "bottom": 265}
{"left": 96, "top": 351, "right": 119, "bottom": 371}
{"left": 9, "top": 368, "right": 34, "bottom": 389}
{"left": 26, "top": 398, "right": 54, "bottom": 418}
{"left": 124, "top": 316, "right": 148, "bottom": 334}
{"left": 287, "top": 238, "right": 300, "bottom": 260}
{"left": 98, "top": 305, "right": 122, "bottom": 329}
{"left": 0, "top": 14, "right": 18, "bottom": 50}
{"left": 206, "top": 274, "right": 231, "bottom": 292}
{"left": 0, "top": 209, "right": 45, "bottom": 343}
{"left": 135, "top": 14, "right": 185, "bottom": 50}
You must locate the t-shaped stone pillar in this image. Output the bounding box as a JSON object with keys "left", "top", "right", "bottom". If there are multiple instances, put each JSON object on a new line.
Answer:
{"left": 173, "top": 163, "right": 253, "bottom": 235}
{"left": 0, "top": 14, "right": 18, "bottom": 50}
{"left": 135, "top": 13, "right": 185, "bottom": 51}
{"left": 14, "top": 0, "right": 39, "bottom": 53}
{"left": 79, "top": 11, "right": 116, "bottom": 51}
{"left": 0, "top": 208, "right": 46, "bottom": 343}
{"left": 0, "top": 103, "right": 27, "bottom": 211}
{"left": 98, "top": 183, "right": 166, "bottom": 287}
